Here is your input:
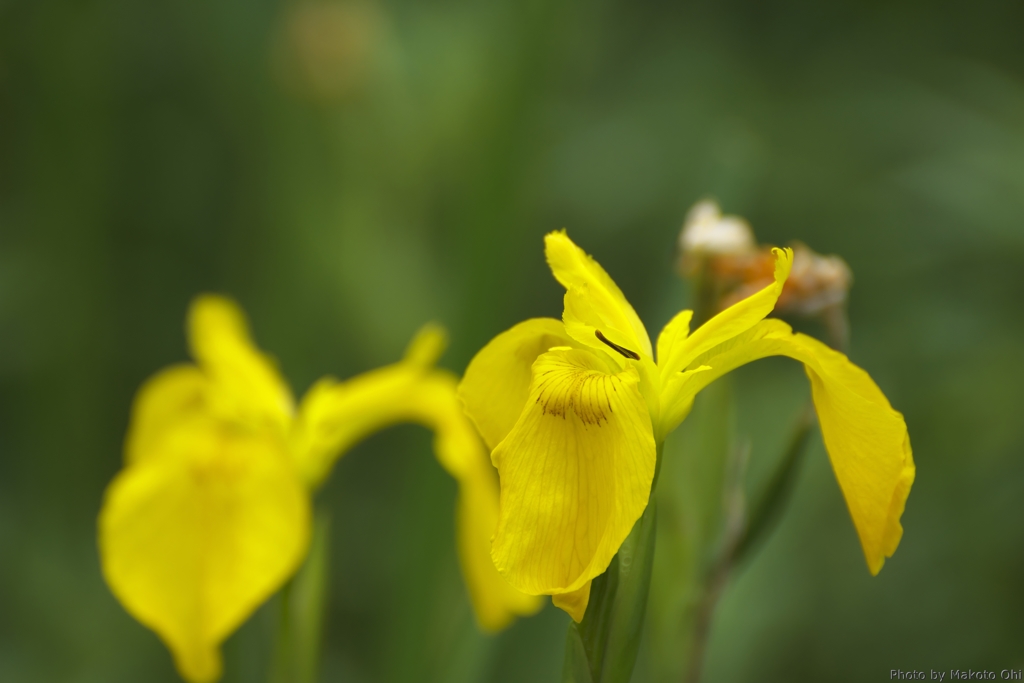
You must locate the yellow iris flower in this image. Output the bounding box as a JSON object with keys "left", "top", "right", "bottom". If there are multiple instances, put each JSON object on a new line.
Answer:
{"left": 98, "top": 295, "right": 539, "bottom": 683}
{"left": 458, "top": 231, "right": 915, "bottom": 622}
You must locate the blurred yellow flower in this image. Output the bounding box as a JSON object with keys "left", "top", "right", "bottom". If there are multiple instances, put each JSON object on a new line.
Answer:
{"left": 459, "top": 231, "right": 915, "bottom": 622}
{"left": 98, "top": 295, "right": 539, "bottom": 683}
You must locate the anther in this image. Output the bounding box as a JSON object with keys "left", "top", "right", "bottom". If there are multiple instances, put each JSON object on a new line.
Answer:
{"left": 595, "top": 330, "right": 640, "bottom": 360}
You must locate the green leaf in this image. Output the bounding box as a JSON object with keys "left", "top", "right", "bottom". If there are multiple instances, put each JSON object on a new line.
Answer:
{"left": 733, "top": 402, "right": 815, "bottom": 565}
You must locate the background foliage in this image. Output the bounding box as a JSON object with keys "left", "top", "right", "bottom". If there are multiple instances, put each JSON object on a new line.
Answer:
{"left": 2, "top": 0, "right": 1023, "bottom": 681}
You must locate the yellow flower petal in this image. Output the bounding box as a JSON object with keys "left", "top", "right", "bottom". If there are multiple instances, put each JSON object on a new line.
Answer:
{"left": 98, "top": 418, "right": 310, "bottom": 683}
{"left": 659, "top": 247, "right": 793, "bottom": 375}
{"left": 664, "top": 319, "right": 914, "bottom": 574}
{"left": 125, "top": 364, "right": 207, "bottom": 466}
{"left": 396, "top": 373, "right": 546, "bottom": 628}
{"left": 402, "top": 322, "right": 449, "bottom": 368}
{"left": 544, "top": 231, "right": 653, "bottom": 360}
{"left": 289, "top": 363, "right": 439, "bottom": 487}
{"left": 416, "top": 372, "right": 492, "bottom": 480}
{"left": 187, "top": 295, "right": 294, "bottom": 432}
{"left": 289, "top": 322, "right": 458, "bottom": 486}
{"left": 456, "top": 465, "right": 544, "bottom": 631}
{"left": 551, "top": 581, "right": 592, "bottom": 623}
{"left": 458, "top": 318, "right": 575, "bottom": 452}
{"left": 409, "top": 375, "right": 549, "bottom": 630}
{"left": 491, "top": 347, "right": 656, "bottom": 596}
{"left": 657, "top": 365, "right": 711, "bottom": 439}
{"left": 656, "top": 310, "right": 693, "bottom": 367}
{"left": 416, "top": 376, "right": 545, "bottom": 630}
{"left": 290, "top": 340, "right": 541, "bottom": 631}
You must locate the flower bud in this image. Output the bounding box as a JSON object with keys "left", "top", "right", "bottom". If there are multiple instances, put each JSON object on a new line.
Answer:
{"left": 677, "top": 201, "right": 853, "bottom": 349}
{"left": 678, "top": 200, "right": 756, "bottom": 262}
{"left": 716, "top": 243, "right": 852, "bottom": 316}
{"left": 776, "top": 242, "right": 853, "bottom": 316}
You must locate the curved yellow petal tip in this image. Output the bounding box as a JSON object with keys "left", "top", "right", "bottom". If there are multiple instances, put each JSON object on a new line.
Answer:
{"left": 543, "top": 229, "right": 570, "bottom": 250}
{"left": 184, "top": 293, "right": 294, "bottom": 430}
{"left": 771, "top": 245, "right": 794, "bottom": 279}
{"left": 403, "top": 323, "right": 449, "bottom": 368}
{"left": 869, "top": 434, "right": 915, "bottom": 575}
{"left": 188, "top": 294, "right": 249, "bottom": 348}
{"left": 552, "top": 582, "right": 592, "bottom": 623}
{"left": 542, "top": 230, "right": 653, "bottom": 359}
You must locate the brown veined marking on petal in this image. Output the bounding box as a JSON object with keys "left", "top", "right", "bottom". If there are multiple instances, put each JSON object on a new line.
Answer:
{"left": 533, "top": 366, "right": 614, "bottom": 426}
{"left": 595, "top": 329, "right": 640, "bottom": 360}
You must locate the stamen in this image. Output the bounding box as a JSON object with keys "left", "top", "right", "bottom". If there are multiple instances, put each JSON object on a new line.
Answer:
{"left": 595, "top": 330, "right": 640, "bottom": 360}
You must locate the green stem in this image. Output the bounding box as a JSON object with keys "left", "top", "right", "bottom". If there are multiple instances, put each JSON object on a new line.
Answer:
{"left": 269, "top": 580, "right": 293, "bottom": 683}
{"left": 732, "top": 404, "right": 815, "bottom": 565}
{"left": 690, "top": 260, "right": 719, "bottom": 329}
{"left": 562, "top": 444, "right": 662, "bottom": 683}
{"left": 269, "top": 510, "right": 332, "bottom": 683}
{"left": 682, "top": 439, "right": 747, "bottom": 683}
{"left": 684, "top": 404, "right": 816, "bottom": 683}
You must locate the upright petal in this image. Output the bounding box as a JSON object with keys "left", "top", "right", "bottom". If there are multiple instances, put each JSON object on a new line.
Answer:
{"left": 545, "top": 231, "right": 653, "bottom": 359}
{"left": 187, "top": 295, "right": 294, "bottom": 433}
{"left": 491, "top": 347, "right": 656, "bottom": 608}
{"left": 98, "top": 418, "right": 310, "bottom": 682}
{"left": 125, "top": 364, "right": 207, "bottom": 466}
{"left": 402, "top": 322, "right": 449, "bottom": 368}
{"left": 662, "top": 319, "right": 914, "bottom": 574}
{"left": 659, "top": 247, "right": 793, "bottom": 375}
{"left": 458, "top": 318, "right": 575, "bottom": 452}
{"left": 656, "top": 310, "right": 693, "bottom": 367}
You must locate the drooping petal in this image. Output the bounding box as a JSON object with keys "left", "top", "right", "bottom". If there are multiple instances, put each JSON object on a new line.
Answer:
{"left": 490, "top": 347, "right": 656, "bottom": 608}
{"left": 456, "top": 465, "right": 544, "bottom": 631}
{"left": 98, "top": 418, "right": 310, "bottom": 683}
{"left": 125, "top": 364, "right": 207, "bottom": 466}
{"left": 659, "top": 247, "right": 793, "bottom": 375}
{"left": 408, "top": 375, "right": 544, "bottom": 629}
{"left": 662, "top": 319, "right": 914, "bottom": 574}
{"left": 187, "top": 295, "right": 294, "bottom": 433}
{"left": 289, "top": 324, "right": 458, "bottom": 486}
{"left": 545, "top": 231, "right": 653, "bottom": 359}
{"left": 458, "top": 318, "right": 575, "bottom": 452}
{"left": 299, "top": 359, "right": 498, "bottom": 489}
{"left": 289, "top": 336, "right": 541, "bottom": 630}
{"left": 288, "top": 364, "right": 436, "bottom": 487}
{"left": 289, "top": 373, "right": 382, "bottom": 487}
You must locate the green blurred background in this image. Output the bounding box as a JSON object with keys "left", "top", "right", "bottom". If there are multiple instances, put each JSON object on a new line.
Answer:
{"left": 2, "top": 0, "right": 1023, "bottom": 681}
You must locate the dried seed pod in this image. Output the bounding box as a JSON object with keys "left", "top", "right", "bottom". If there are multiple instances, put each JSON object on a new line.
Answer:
{"left": 677, "top": 200, "right": 756, "bottom": 276}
